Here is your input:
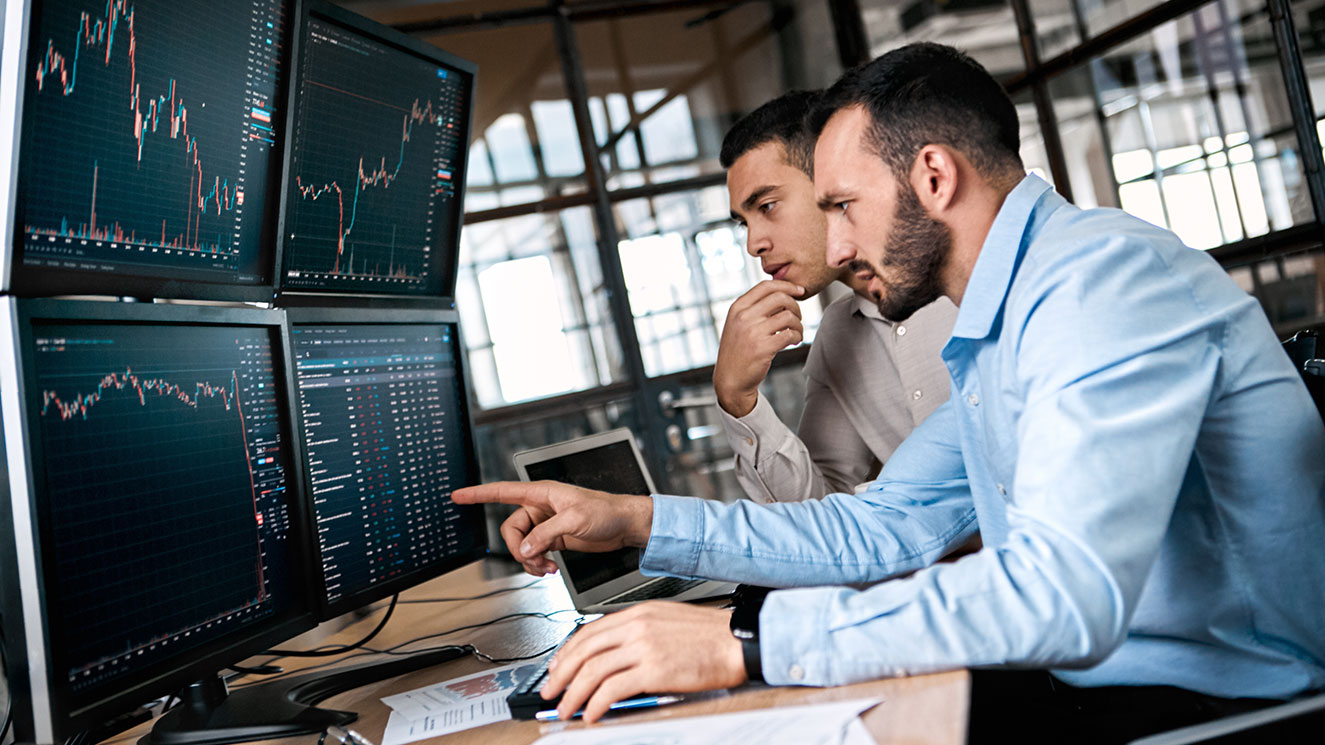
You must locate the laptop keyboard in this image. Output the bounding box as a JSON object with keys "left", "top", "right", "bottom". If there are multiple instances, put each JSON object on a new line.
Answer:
{"left": 607, "top": 577, "right": 705, "bottom": 605}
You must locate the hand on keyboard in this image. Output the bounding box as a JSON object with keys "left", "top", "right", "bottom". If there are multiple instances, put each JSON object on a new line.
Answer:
{"left": 539, "top": 601, "right": 746, "bottom": 723}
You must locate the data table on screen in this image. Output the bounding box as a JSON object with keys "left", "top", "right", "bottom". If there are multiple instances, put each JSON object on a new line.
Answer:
{"left": 16, "top": 0, "right": 287, "bottom": 287}
{"left": 29, "top": 323, "right": 296, "bottom": 696}
{"left": 280, "top": 16, "right": 468, "bottom": 297}
{"left": 290, "top": 323, "right": 477, "bottom": 606}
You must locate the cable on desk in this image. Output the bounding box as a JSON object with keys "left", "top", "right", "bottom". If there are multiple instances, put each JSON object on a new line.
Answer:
{"left": 395, "top": 578, "right": 543, "bottom": 604}
{"left": 229, "top": 609, "right": 580, "bottom": 690}
{"left": 264, "top": 595, "right": 399, "bottom": 658}
{"left": 465, "top": 612, "right": 587, "bottom": 664}
{"left": 470, "top": 642, "right": 559, "bottom": 665}
{"left": 226, "top": 663, "right": 284, "bottom": 677}
{"left": 388, "top": 609, "right": 582, "bottom": 653}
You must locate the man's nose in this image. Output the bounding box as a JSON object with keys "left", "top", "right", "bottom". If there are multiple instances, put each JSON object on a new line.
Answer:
{"left": 825, "top": 228, "right": 854, "bottom": 268}
{"left": 746, "top": 224, "right": 772, "bottom": 256}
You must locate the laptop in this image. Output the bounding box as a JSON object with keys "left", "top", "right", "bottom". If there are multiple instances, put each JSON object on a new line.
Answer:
{"left": 512, "top": 428, "right": 736, "bottom": 614}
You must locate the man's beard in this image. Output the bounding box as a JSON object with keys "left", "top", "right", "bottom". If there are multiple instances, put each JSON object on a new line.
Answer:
{"left": 854, "top": 183, "right": 950, "bottom": 323}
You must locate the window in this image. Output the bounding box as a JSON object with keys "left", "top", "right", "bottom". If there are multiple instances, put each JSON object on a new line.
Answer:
{"left": 457, "top": 207, "right": 625, "bottom": 408}
{"left": 613, "top": 188, "right": 826, "bottom": 377}
{"left": 1048, "top": 0, "right": 1312, "bottom": 249}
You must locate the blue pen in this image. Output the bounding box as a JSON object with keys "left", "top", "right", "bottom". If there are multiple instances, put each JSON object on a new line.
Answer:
{"left": 533, "top": 695, "right": 685, "bottom": 721}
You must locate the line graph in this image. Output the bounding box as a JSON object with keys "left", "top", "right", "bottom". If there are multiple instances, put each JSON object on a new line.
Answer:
{"left": 16, "top": 0, "right": 286, "bottom": 285}
{"left": 293, "top": 96, "right": 439, "bottom": 278}
{"left": 31, "top": 323, "right": 293, "bottom": 693}
{"left": 42, "top": 366, "right": 238, "bottom": 420}
{"left": 281, "top": 16, "right": 468, "bottom": 296}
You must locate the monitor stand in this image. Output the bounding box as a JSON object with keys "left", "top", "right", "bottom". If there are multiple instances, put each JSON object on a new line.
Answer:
{"left": 139, "top": 645, "right": 471, "bottom": 745}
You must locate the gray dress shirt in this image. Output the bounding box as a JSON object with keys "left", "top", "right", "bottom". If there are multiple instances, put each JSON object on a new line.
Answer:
{"left": 719, "top": 292, "right": 957, "bottom": 501}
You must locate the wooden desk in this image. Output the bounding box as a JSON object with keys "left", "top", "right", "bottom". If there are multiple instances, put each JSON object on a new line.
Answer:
{"left": 114, "top": 560, "right": 968, "bottom": 745}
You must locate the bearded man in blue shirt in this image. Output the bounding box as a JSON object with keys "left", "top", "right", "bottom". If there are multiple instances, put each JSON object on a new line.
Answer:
{"left": 454, "top": 42, "right": 1325, "bottom": 742}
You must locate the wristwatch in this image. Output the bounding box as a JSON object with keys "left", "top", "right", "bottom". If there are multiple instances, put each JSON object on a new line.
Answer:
{"left": 728, "top": 585, "right": 771, "bottom": 683}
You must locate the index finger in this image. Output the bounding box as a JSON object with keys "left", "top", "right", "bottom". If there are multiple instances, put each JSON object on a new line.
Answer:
{"left": 451, "top": 481, "right": 553, "bottom": 509}
{"left": 740, "top": 279, "right": 806, "bottom": 304}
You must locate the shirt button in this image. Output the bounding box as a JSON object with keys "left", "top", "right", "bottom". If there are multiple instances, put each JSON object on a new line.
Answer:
{"left": 912, "top": 390, "right": 923, "bottom": 401}
{"left": 788, "top": 664, "right": 805, "bottom": 681}
{"left": 997, "top": 483, "right": 1006, "bottom": 495}
{"left": 745, "top": 437, "right": 754, "bottom": 446}
{"left": 968, "top": 393, "right": 980, "bottom": 406}
{"left": 896, "top": 325, "right": 907, "bottom": 336}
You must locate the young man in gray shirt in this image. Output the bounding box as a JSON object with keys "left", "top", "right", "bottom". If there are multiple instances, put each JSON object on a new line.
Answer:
{"left": 717, "top": 90, "right": 956, "bottom": 500}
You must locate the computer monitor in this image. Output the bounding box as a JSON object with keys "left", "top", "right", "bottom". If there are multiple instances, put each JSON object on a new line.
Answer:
{"left": 0, "top": 0, "right": 292, "bottom": 301}
{"left": 285, "top": 308, "right": 486, "bottom": 618}
{"left": 0, "top": 299, "right": 324, "bottom": 744}
{"left": 275, "top": 0, "right": 475, "bottom": 301}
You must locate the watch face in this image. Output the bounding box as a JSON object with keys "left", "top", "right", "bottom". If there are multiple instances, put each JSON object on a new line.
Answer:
{"left": 729, "top": 592, "right": 766, "bottom": 639}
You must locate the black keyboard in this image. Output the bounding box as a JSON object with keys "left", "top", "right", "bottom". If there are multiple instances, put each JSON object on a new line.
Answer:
{"left": 507, "top": 627, "right": 579, "bottom": 720}
{"left": 506, "top": 624, "right": 671, "bottom": 721}
{"left": 606, "top": 577, "right": 705, "bottom": 605}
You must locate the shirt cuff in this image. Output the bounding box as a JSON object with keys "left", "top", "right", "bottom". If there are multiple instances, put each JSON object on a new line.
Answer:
{"left": 640, "top": 494, "right": 705, "bottom": 578}
{"left": 719, "top": 393, "right": 792, "bottom": 464}
{"left": 758, "top": 587, "right": 835, "bottom": 686}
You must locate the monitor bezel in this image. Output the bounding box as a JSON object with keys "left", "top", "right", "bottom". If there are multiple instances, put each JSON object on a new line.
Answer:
{"left": 273, "top": 0, "right": 478, "bottom": 305}
{"left": 0, "top": 0, "right": 33, "bottom": 293}
{"left": 0, "top": 298, "right": 320, "bottom": 742}
{"left": 284, "top": 305, "right": 488, "bottom": 620}
{"left": 2, "top": 0, "right": 296, "bottom": 302}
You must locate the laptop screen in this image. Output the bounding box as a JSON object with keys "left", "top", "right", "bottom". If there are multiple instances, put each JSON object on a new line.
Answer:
{"left": 521, "top": 440, "right": 649, "bottom": 594}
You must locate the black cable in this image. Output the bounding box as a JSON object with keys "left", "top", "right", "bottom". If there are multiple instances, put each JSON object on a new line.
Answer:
{"left": 469, "top": 613, "right": 588, "bottom": 665}
{"left": 382, "top": 610, "right": 580, "bottom": 654}
{"left": 228, "top": 646, "right": 467, "bottom": 690}
{"left": 470, "top": 642, "right": 559, "bottom": 665}
{"left": 226, "top": 663, "right": 284, "bottom": 677}
{"left": 395, "top": 579, "right": 543, "bottom": 604}
{"left": 265, "top": 594, "right": 399, "bottom": 658}
{"left": 230, "top": 608, "right": 580, "bottom": 690}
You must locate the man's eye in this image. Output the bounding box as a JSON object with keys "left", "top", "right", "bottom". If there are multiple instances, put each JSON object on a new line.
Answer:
{"left": 759, "top": 201, "right": 776, "bottom": 214}
{"left": 837, "top": 201, "right": 850, "bottom": 214}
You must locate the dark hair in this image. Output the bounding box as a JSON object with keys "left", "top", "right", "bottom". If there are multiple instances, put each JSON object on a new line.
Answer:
{"left": 810, "top": 42, "right": 1023, "bottom": 182}
{"left": 719, "top": 89, "right": 821, "bottom": 176}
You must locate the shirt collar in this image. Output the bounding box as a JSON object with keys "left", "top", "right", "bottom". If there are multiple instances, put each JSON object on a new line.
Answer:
{"left": 950, "top": 173, "right": 1057, "bottom": 341}
{"left": 851, "top": 291, "right": 888, "bottom": 323}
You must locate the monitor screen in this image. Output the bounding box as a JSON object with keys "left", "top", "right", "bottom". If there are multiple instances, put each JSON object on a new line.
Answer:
{"left": 277, "top": 3, "right": 473, "bottom": 299}
{"left": 8, "top": 0, "right": 290, "bottom": 299}
{"left": 0, "top": 302, "right": 314, "bottom": 740}
{"left": 522, "top": 441, "right": 650, "bottom": 594}
{"left": 288, "top": 313, "right": 484, "bottom": 616}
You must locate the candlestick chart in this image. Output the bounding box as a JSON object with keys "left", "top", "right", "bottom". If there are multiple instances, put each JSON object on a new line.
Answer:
{"left": 16, "top": 0, "right": 287, "bottom": 288}
{"left": 31, "top": 322, "right": 295, "bottom": 692}
{"left": 280, "top": 15, "right": 468, "bottom": 297}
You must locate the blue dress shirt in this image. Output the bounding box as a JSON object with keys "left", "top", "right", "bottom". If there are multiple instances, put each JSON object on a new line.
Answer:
{"left": 641, "top": 175, "right": 1325, "bottom": 699}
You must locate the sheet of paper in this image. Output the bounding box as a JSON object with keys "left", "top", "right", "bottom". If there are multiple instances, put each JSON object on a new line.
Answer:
{"left": 530, "top": 697, "right": 882, "bottom": 745}
{"left": 380, "top": 660, "right": 541, "bottom": 719}
{"left": 841, "top": 717, "right": 879, "bottom": 745}
{"left": 378, "top": 660, "right": 543, "bottom": 745}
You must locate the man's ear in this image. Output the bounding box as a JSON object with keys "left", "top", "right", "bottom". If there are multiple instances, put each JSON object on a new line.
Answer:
{"left": 910, "top": 144, "right": 959, "bottom": 214}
